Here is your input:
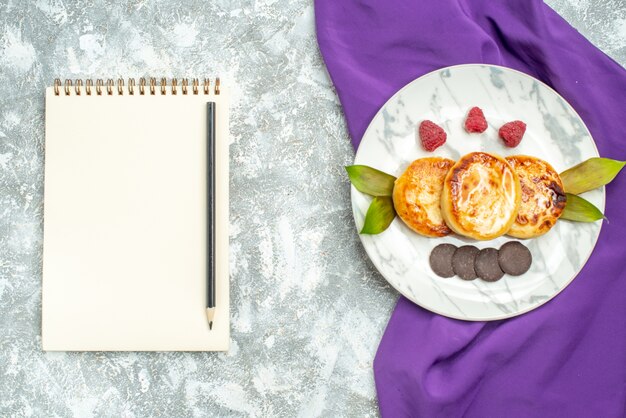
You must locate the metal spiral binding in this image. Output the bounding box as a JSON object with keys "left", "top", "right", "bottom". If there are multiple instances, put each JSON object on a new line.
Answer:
{"left": 53, "top": 77, "right": 221, "bottom": 96}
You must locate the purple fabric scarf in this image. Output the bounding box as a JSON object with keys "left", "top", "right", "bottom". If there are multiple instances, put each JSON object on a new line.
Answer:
{"left": 315, "top": 1, "right": 626, "bottom": 416}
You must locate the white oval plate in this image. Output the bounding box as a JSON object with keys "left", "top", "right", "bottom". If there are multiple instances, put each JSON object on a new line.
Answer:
{"left": 352, "top": 64, "right": 603, "bottom": 321}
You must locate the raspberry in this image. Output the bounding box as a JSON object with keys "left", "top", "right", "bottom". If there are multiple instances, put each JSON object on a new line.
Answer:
{"left": 419, "top": 120, "right": 447, "bottom": 152}
{"left": 499, "top": 121, "right": 527, "bottom": 147}
{"left": 464, "top": 107, "right": 488, "bottom": 133}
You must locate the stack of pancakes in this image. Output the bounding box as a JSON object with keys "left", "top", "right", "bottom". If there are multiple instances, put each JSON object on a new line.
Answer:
{"left": 392, "top": 152, "right": 566, "bottom": 240}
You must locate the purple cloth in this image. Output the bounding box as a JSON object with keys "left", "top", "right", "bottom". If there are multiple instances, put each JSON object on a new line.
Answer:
{"left": 315, "top": 1, "right": 626, "bottom": 417}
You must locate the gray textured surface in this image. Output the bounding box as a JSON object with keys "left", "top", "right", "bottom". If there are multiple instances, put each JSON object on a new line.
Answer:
{"left": 0, "top": 0, "right": 624, "bottom": 416}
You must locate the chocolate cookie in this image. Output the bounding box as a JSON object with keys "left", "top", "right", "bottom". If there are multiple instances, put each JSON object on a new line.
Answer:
{"left": 452, "top": 245, "right": 479, "bottom": 280}
{"left": 474, "top": 248, "right": 504, "bottom": 282}
{"left": 498, "top": 241, "right": 532, "bottom": 276}
{"left": 429, "top": 244, "right": 457, "bottom": 278}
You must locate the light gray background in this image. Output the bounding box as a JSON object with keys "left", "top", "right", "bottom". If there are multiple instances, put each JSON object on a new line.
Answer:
{"left": 1, "top": 1, "right": 624, "bottom": 416}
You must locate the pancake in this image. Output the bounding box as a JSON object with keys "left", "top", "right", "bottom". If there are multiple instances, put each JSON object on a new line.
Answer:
{"left": 393, "top": 157, "right": 455, "bottom": 237}
{"left": 441, "top": 152, "right": 521, "bottom": 240}
{"left": 505, "top": 155, "right": 566, "bottom": 238}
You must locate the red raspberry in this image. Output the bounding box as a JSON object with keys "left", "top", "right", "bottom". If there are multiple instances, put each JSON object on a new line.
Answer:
{"left": 499, "top": 121, "right": 527, "bottom": 147}
{"left": 464, "top": 107, "right": 488, "bottom": 133}
{"left": 419, "top": 120, "right": 447, "bottom": 152}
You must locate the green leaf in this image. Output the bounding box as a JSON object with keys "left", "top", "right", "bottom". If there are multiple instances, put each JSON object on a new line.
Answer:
{"left": 561, "top": 193, "right": 605, "bottom": 222}
{"left": 560, "top": 157, "right": 626, "bottom": 194}
{"left": 346, "top": 165, "right": 396, "bottom": 197}
{"left": 360, "top": 196, "right": 396, "bottom": 234}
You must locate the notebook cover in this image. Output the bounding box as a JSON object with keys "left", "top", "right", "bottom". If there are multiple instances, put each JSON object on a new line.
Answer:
{"left": 42, "top": 82, "right": 229, "bottom": 351}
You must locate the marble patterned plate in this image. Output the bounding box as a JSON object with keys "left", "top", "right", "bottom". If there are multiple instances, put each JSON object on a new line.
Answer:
{"left": 351, "top": 64, "right": 603, "bottom": 321}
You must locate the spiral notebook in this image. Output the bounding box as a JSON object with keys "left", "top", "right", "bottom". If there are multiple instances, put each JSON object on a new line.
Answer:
{"left": 42, "top": 78, "right": 229, "bottom": 351}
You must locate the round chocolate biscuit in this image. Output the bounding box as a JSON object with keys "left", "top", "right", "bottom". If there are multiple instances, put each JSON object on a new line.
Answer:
{"left": 429, "top": 244, "right": 457, "bottom": 278}
{"left": 474, "top": 248, "right": 504, "bottom": 282}
{"left": 498, "top": 241, "right": 532, "bottom": 276}
{"left": 452, "top": 245, "right": 480, "bottom": 280}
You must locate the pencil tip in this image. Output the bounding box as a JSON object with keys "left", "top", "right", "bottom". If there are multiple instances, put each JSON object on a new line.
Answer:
{"left": 206, "top": 308, "right": 215, "bottom": 329}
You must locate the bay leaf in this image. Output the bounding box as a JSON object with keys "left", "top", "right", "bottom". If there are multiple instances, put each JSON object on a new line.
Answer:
{"left": 346, "top": 165, "right": 396, "bottom": 197}
{"left": 361, "top": 196, "right": 396, "bottom": 234}
{"left": 561, "top": 193, "right": 605, "bottom": 222}
{"left": 560, "top": 157, "right": 625, "bottom": 194}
